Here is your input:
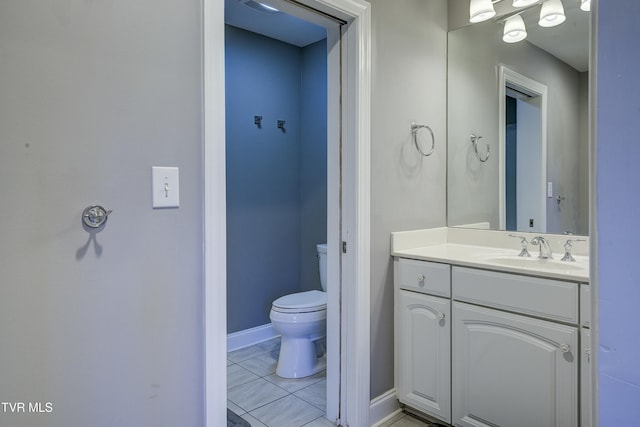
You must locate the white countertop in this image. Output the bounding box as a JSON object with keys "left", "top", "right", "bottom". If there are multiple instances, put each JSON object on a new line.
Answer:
{"left": 391, "top": 228, "right": 590, "bottom": 282}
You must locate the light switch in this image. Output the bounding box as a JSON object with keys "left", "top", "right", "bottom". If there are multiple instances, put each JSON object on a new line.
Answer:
{"left": 547, "top": 181, "right": 553, "bottom": 198}
{"left": 152, "top": 166, "right": 180, "bottom": 208}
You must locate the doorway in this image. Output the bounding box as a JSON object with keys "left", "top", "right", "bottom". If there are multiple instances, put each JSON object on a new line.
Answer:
{"left": 224, "top": 2, "right": 337, "bottom": 424}
{"left": 203, "top": 1, "right": 372, "bottom": 426}
{"left": 499, "top": 66, "right": 548, "bottom": 233}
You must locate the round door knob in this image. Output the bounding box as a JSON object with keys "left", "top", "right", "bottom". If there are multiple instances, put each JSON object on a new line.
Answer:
{"left": 437, "top": 312, "right": 445, "bottom": 320}
{"left": 560, "top": 344, "right": 571, "bottom": 354}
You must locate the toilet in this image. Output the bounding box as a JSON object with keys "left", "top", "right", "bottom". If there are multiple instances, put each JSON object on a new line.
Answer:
{"left": 270, "top": 243, "right": 327, "bottom": 378}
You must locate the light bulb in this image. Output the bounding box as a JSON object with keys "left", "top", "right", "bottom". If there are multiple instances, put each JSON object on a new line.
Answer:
{"left": 470, "top": 0, "right": 496, "bottom": 23}
{"left": 503, "top": 15, "right": 527, "bottom": 43}
{"left": 513, "top": 0, "right": 538, "bottom": 7}
{"left": 539, "top": 0, "right": 566, "bottom": 28}
{"left": 580, "top": 0, "right": 591, "bottom": 12}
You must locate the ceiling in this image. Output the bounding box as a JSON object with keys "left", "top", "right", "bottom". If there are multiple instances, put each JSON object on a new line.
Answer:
{"left": 497, "top": 0, "right": 591, "bottom": 72}
{"left": 224, "top": 0, "right": 326, "bottom": 47}
{"left": 225, "top": 0, "right": 590, "bottom": 72}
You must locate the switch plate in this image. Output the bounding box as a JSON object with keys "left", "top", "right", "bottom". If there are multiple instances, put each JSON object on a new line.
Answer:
{"left": 547, "top": 181, "right": 553, "bottom": 198}
{"left": 152, "top": 166, "right": 180, "bottom": 208}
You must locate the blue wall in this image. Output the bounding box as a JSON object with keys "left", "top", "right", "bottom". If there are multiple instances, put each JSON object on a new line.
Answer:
{"left": 301, "top": 39, "right": 328, "bottom": 292}
{"left": 225, "top": 25, "right": 327, "bottom": 333}
{"left": 597, "top": 2, "right": 640, "bottom": 425}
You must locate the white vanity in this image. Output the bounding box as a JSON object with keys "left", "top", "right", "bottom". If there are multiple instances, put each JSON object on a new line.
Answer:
{"left": 392, "top": 227, "right": 591, "bottom": 427}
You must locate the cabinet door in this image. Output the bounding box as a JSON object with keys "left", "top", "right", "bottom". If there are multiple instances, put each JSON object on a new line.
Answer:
{"left": 581, "top": 329, "right": 592, "bottom": 427}
{"left": 453, "top": 302, "right": 578, "bottom": 427}
{"left": 397, "top": 290, "right": 451, "bottom": 423}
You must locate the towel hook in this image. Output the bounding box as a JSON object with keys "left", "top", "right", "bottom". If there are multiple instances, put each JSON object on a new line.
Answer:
{"left": 411, "top": 123, "right": 435, "bottom": 157}
{"left": 470, "top": 134, "right": 490, "bottom": 162}
{"left": 82, "top": 205, "right": 112, "bottom": 229}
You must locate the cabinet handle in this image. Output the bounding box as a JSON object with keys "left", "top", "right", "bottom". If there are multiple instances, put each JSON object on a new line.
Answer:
{"left": 585, "top": 348, "right": 591, "bottom": 362}
{"left": 560, "top": 344, "right": 571, "bottom": 354}
{"left": 437, "top": 312, "right": 445, "bottom": 320}
{"left": 417, "top": 273, "right": 426, "bottom": 281}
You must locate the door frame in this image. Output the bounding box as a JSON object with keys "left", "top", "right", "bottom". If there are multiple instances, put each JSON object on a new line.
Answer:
{"left": 498, "top": 65, "right": 548, "bottom": 231}
{"left": 203, "top": 1, "right": 372, "bottom": 426}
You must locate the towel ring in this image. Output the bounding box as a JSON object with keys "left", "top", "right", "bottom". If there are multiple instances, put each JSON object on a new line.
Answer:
{"left": 411, "top": 123, "right": 435, "bottom": 157}
{"left": 470, "top": 134, "right": 490, "bottom": 162}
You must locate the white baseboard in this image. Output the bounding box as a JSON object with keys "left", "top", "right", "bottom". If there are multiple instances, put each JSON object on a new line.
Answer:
{"left": 370, "top": 389, "right": 401, "bottom": 427}
{"left": 227, "top": 323, "right": 280, "bottom": 352}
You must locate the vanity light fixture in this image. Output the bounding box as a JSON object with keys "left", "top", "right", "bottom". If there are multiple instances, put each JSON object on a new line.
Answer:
{"left": 512, "top": 0, "right": 539, "bottom": 7}
{"left": 503, "top": 14, "right": 528, "bottom": 43}
{"left": 470, "top": 0, "right": 497, "bottom": 23}
{"left": 580, "top": 0, "right": 591, "bottom": 12}
{"left": 538, "top": 0, "right": 566, "bottom": 27}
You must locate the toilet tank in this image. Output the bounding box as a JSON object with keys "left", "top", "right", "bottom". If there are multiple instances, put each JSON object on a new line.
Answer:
{"left": 317, "top": 243, "right": 327, "bottom": 292}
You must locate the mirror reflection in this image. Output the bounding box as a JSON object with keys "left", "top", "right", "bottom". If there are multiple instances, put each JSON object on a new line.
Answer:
{"left": 447, "top": 1, "right": 590, "bottom": 235}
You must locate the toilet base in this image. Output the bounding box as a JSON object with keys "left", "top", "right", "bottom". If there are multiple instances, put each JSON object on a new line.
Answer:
{"left": 276, "top": 337, "right": 326, "bottom": 378}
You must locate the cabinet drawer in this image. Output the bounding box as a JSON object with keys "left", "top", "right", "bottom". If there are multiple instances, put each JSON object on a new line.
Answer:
{"left": 580, "top": 284, "right": 591, "bottom": 328}
{"left": 452, "top": 266, "right": 579, "bottom": 324}
{"left": 396, "top": 258, "right": 451, "bottom": 297}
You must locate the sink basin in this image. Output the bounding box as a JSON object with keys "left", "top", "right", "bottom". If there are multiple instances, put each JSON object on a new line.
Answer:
{"left": 483, "top": 256, "right": 586, "bottom": 272}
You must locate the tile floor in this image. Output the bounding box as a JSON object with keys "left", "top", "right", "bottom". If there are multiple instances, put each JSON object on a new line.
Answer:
{"left": 227, "top": 337, "right": 433, "bottom": 427}
{"left": 378, "top": 412, "right": 433, "bottom": 427}
{"left": 227, "top": 338, "right": 334, "bottom": 427}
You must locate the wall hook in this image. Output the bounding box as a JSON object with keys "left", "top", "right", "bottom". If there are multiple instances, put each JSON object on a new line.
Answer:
{"left": 254, "top": 115, "right": 262, "bottom": 128}
{"left": 277, "top": 120, "right": 286, "bottom": 132}
{"left": 470, "top": 134, "right": 490, "bottom": 162}
{"left": 411, "top": 122, "right": 435, "bottom": 157}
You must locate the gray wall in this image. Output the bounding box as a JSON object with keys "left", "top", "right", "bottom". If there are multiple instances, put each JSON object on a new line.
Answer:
{"left": 369, "top": 0, "right": 448, "bottom": 398}
{"left": 0, "top": 1, "right": 203, "bottom": 426}
{"left": 447, "top": 19, "right": 587, "bottom": 235}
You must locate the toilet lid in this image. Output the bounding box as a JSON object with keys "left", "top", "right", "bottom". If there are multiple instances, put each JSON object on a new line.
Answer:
{"left": 272, "top": 290, "right": 327, "bottom": 311}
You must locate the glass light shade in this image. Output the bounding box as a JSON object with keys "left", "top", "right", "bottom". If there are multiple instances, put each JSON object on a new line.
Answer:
{"left": 513, "top": 0, "right": 538, "bottom": 7}
{"left": 580, "top": 0, "right": 591, "bottom": 11}
{"left": 503, "top": 15, "right": 527, "bottom": 43}
{"left": 539, "top": 0, "right": 566, "bottom": 27}
{"left": 470, "top": 0, "right": 496, "bottom": 23}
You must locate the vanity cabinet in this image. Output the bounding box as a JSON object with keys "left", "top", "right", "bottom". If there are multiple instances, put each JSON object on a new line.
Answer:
{"left": 395, "top": 258, "right": 587, "bottom": 427}
{"left": 580, "top": 284, "right": 592, "bottom": 427}
{"left": 397, "top": 290, "right": 451, "bottom": 422}
{"left": 394, "top": 258, "right": 451, "bottom": 423}
{"left": 581, "top": 328, "right": 592, "bottom": 427}
{"left": 452, "top": 301, "right": 578, "bottom": 427}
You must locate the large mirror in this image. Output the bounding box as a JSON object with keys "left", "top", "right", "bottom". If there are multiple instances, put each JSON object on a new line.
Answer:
{"left": 447, "top": 1, "right": 590, "bottom": 235}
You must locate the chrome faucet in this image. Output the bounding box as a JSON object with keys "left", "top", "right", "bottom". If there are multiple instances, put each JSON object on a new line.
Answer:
{"left": 530, "top": 236, "right": 553, "bottom": 259}
{"left": 509, "top": 234, "right": 531, "bottom": 257}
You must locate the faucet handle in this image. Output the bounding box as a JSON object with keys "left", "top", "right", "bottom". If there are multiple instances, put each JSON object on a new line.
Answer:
{"left": 561, "top": 238, "right": 586, "bottom": 262}
{"left": 509, "top": 234, "right": 531, "bottom": 257}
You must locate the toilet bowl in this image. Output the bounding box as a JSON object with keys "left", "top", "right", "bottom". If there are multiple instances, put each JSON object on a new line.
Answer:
{"left": 270, "top": 243, "right": 327, "bottom": 378}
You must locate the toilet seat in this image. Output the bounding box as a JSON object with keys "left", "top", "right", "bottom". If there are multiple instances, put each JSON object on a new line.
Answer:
{"left": 272, "top": 290, "right": 326, "bottom": 314}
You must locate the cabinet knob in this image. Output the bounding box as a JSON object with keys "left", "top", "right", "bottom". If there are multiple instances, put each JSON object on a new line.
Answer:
{"left": 437, "top": 312, "right": 445, "bottom": 320}
{"left": 560, "top": 344, "right": 571, "bottom": 354}
{"left": 417, "top": 273, "right": 426, "bottom": 282}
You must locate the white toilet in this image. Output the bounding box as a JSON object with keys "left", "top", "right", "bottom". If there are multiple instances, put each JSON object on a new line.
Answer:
{"left": 270, "top": 243, "right": 327, "bottom": 378}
